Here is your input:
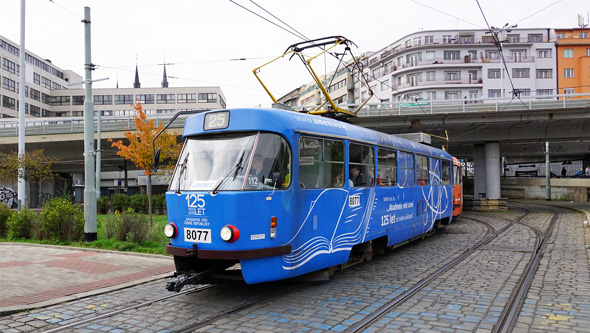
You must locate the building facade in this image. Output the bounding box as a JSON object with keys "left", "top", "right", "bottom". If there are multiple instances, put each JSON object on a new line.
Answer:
{"left": 1, "top": 34, "right": 226, "bottom": 119}
{"left": 359, "top": 28, "right": 557, "bottom": 104}
{"left": 555, "top": 27, "right": 590, "bottom": 97}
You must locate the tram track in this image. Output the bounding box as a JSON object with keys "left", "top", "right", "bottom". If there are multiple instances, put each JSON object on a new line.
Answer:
{"left": 346, "top": 209, "right": 532, "bottom": 332}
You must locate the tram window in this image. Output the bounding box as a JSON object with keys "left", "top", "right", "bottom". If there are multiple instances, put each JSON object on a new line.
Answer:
{"left": 442, "top": 161, "right": 451, "bottom": 185}
{"left": 377, "top": 148, "right": 396, "bottom": 186}
{"left": 398, "top": 152, "right": 415, "bottom": 187}
{"left": 299, "top": 136, "right": 344, "bottom": 189}
{"left": 416, "top": 155, "right": 429, "bottom": 186}
{"left": 169, "top": 132, "right": 292, "bottom": 192}
{"left": 430, "top": 158, "right": 441, "bottom": 186}
{"left": 453, "top": 165, "right": 462, "bottom": 185}
{"left": 349, "top": 143, "right": 374, "bottom": 187}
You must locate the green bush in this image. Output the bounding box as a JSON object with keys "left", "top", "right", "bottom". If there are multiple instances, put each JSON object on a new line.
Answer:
{"left": 110, "top": 194, "right": 130, "bottom": 213}
{"left": 38, "top": 198, "right": 84, "bottom": 241}
{"left": 152, "top": 193, "right": 166, "bottom": 215}
{"left": 97, "top": 196, "right": 110, "bottom": 214}
{"left": 0, "top": 203, "right": 13, "bottom": 238}
{"left": 7, "top": 208, "right": 37, "bottom": 239}
{"left": 130, "top": 194, "right": 149, "bottom": 214}
{"left": 105, "top": 209, "right": 149, "bottom": 243}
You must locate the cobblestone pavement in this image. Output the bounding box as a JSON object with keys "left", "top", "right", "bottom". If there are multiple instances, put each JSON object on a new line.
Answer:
{"left": 1, "top": 203, "right": 589, "bottom": 332}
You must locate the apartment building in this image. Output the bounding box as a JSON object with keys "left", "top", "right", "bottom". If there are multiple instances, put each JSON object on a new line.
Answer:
{"left": 555, "top": 27, "right": 590, "bottom": 97}
{"left": 0, "top": 35, "right": 226, "bottom": 119}
{"left": 359, "top": 28, "right": 557, "bottom": 104}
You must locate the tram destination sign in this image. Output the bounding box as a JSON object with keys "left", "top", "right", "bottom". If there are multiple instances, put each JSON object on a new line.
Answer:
{"left": 204, "top": 111, "right": 230, "bottom": 130}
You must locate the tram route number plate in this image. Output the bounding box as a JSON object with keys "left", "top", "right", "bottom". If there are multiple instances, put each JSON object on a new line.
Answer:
{"left": 184, "top": 228, "right": 212, "bottom": 243}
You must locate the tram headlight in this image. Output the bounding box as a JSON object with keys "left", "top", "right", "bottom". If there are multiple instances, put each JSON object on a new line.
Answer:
{"left": 220, "top": 225, "right": 240, "bottom": 242}
{"left": 164, "top": 223, "right": 177, "bottom": 238}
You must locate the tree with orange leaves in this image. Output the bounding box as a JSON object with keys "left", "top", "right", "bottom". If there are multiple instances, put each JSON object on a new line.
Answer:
{"left": 109, "top": 102, "right": 180, "bottom": 225}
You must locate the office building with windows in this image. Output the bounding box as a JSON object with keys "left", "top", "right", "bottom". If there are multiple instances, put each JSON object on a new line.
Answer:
{"left": 359, "top": 28, "right": 557, "bottom": 104}
{"left": 0, "top": 35, "right": 226, "bottom": 119}
{"left": 555, "top": 27, "right": 590, "bottom": 97}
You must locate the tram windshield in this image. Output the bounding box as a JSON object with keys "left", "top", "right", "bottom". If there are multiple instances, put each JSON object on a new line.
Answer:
{"left": 169, "top": 132, "right": 292, "bottom": 192}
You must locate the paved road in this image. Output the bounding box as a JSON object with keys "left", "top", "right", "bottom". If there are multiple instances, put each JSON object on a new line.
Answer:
{"left": 0, "top": 201, "right": 589, "bottom": 332}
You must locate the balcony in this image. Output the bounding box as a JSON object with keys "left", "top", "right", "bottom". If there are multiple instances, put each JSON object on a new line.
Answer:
{"left": 393, "top": 77, "right": 483, "bottom": 91}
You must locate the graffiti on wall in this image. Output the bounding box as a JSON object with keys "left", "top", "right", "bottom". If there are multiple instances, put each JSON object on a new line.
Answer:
{"left": 0, "top": 187, "right": 18, "bottom": 209}
{"left": 39, "top": 192, "right": 53, "bottom": 206}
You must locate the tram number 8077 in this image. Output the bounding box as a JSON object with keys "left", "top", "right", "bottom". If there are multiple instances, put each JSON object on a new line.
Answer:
{"left": 184, "top": 228, "right": 212, "bottom": 243}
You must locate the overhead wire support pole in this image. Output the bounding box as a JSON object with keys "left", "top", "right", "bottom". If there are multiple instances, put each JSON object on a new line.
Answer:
{"left": 17, "top": 0, "right": 26, "bottom": 210}
{"left": 83, "top": 6, "right": 97, "bottom": 242}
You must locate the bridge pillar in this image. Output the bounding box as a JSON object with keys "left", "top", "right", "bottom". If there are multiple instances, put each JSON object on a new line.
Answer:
{"left": 473, "top": 144, "right": 487, "bottom": 198}
{"left": 485, "top": 142, "right": 501, "bottom": 199}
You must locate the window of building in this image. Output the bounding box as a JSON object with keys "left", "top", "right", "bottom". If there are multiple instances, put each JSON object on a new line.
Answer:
{"left": 488, "top": 89, "right": 502, "bottom": 98}
{"left": 507, "top": 34, "right": 520, "bottom": 43}
{"left": 512, "top": 68, "right": 530, "bottom": 78}
{"left": 537, "top": 49, "right": 551, "bottom": 58}
{"left": 427, "top": 91, "right": 436, "bottom": 101}
{"left": 177, "top": 93, "right": 196, "bottom": 103}
{"left": 52, "top": 82, "right": 62, "bottom": 90}
{"left": 298, "top": 137, "right": 344, "bottom": 189}
{"left": 42, "top": 93, "right": 51, "bottom": 105}
{"left": 384, "top": 62, "right": 393, "bottom": 74}
{"left": 51, "top": 96, "right": 70, "bottom": 106}
{"left": 459, "top": 35, "right": 474, "bottom": 44}
{"left": 136, "top": 94, "right": 155, "bottom": 104}
{"left": 2, "top": 77, "right": 16, "bottom": 91}
{"left": 406, "top": 53, "right": 421, "bottom": 66}
{"left": 416, "top": 155, "right": 429, "bottom": 186}
{"left": 445, "top": 91, "right": 460, "bottom": 99}
{"left": 41, "top": 76, "right": 51, "bottom": 89}
{"left": 485, "top": 50, "right": 499, "bottom": 59}
{"left": 157, "top": 94, "right": 176, "bottom": 104}
{"left": 587, "top": 48, "right": 590, "bottom": 56}
{"left": 564, "top": 49, "right": 574, "bottom": 58}
{"left": 468, "top": 70, "right": 478, "bottom": 81}
{"left": 426, "top": 71, "right": 436, "bottom": 81}
{"left": 94, "top": 95, "right": 113, "bottom": 105}
{"left": 536, "top": 69, "right": 552, "bottom": 78}
{"left": 556, "top": 33, "right": 565, "bottom": 39}
{"left": 30, "top": 88, "right": 40, "bottom": 101}
{"left": 425, "top": 51, "right": 435, "bottom": 60}
{"left": 349, "top": 142, "right": 374, "bottom": 187}
{"left": 488, "top": 68, "right": 501, "bottom": 78}
{"left": 198, "top": 93, "right": 217, "bottom": 103}
{"left": 564, "top": 88, "right": 575, "bottom": 96}
{"left": 564, "top": 68, "right": 574, "bottom": 78}
{"left": 115, "top": 94, "right": 134, "bottom": 105}
{"left": 413, "top": 37, "right": 422, "bottom": 46}
{"left": 377, "top": 148, "right": 396, "bottom": 187}
{"left": 528, "top": 34, "right": 543, "bottom": 42}
{"left": 581, "top": 32, "right": 588, "bottom": 38}
{"left": 425, "top": 35, "right": 434, "bottom": 44}
{"left": 442, "top": 35, "right": 452, "bottom": 43}
{"left": 443, "top": 51, "right": 460, "bottom": 60}
{"left": 2, "top": 58, "right": 16, "bottom": 73}
{"left": 444, "top": 71, "right": 460, "bottom": 81}
{"left": 398, "top": 151, "right": 414, "bottom": 187}
{"left": 2, "top": 96, "right": 15, "bottom": 110}
{"left": 33, "top": 73, "right": 40, "bottom": 85}
{"left": 30, "top": 104, "right": 40, "bottom": 117}
{"left": 72, "top": 96, "right": 84, "bottom": 105}
{"left": 536, "top": 89, "right": 553, "bottom": 97}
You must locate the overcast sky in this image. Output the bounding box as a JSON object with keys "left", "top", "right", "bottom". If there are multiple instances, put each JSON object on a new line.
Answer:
{"left": 1, "top": 0, "right": 586, "bottom": 108}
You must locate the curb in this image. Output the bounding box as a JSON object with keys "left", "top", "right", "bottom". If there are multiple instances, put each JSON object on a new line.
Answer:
{"left": 0, "top": 242, "right": 170, "bottom": 259}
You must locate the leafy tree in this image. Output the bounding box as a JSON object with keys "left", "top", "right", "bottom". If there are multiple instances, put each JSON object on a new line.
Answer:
{"left": 0, "top": 150, "right": 60, "bottom": 207}
{"left": 109, "top": 102, "right": 180, "bottom": 225}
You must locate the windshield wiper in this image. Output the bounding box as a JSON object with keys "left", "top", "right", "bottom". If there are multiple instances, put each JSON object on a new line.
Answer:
{"left": 176, "top": 153, "right": 190, "bottom": 194}
{"left": 212, "top": 151, "right": 245, "bottom": 195}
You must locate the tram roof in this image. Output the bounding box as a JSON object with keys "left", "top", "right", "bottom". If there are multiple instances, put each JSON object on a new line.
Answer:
{"left": 183, "top": 108, "right": 452, "bottom": 160}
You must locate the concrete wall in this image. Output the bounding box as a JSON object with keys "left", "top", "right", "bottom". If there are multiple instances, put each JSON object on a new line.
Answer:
{"left": 465, "top": 177, "right": 590, "bottom": 201}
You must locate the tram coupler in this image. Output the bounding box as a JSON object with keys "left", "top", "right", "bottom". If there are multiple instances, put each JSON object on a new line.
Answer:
{"left": 166, "top": 269, "right": 213, "bottom": 292}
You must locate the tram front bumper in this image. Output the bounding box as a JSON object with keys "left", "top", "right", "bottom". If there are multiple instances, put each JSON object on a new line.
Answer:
{"left": 165, "top": 243, "right": 291, "bottom": 260}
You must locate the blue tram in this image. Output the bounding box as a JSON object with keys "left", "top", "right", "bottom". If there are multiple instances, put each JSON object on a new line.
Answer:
{"left": 163, "top": 108, "right": 460, "bottom": 287}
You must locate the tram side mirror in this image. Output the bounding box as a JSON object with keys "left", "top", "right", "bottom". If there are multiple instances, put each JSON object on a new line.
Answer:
{"left": 154, "top": 148, "right": 161, "bottom": 172}
{"left": 272, "top": 171, "right": 282, "bottom": 188}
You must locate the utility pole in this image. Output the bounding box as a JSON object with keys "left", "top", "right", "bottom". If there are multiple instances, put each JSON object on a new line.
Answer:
{"left": 17, "top": 0, "right": 26, "bottom": 210}
{"left": 96, "top": 108, "right": 101, "bottom": 199}
{"left": 546, "top": 142, "right": 551, "bottom": 200}
{"left": 83, "top": 7, "right": 97, "bottom": 242}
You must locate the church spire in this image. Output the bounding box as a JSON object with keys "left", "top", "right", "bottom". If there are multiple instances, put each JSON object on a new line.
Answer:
{"left": 161, "top": 63, "right": 169, "bottom": 88}
{"left": 133, "top": 65, "right": 141, "bottom": 88}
